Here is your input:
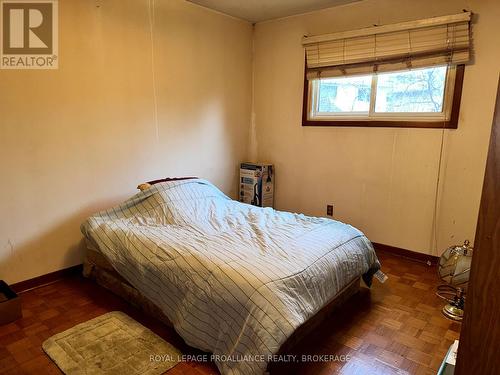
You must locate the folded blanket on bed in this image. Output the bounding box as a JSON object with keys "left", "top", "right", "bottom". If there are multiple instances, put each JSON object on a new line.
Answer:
{"left": 81, "top": 179, "right": 380, "bottom": 375}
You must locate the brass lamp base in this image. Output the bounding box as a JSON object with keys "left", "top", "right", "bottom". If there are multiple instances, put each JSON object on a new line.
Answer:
{"left": 436, "top": 285, "right": 465, "bottom": 322}
{"left": 442, "top": 303, "right": 464, "bottom": 321}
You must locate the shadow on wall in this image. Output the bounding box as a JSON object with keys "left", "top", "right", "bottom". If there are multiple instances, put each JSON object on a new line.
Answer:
{"left": 0, "top": 197, "right": 127, "bottom": 285}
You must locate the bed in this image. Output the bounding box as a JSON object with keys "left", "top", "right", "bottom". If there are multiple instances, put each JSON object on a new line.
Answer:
{"left": 81, "top": 178, "right": 380, "bottom": 375}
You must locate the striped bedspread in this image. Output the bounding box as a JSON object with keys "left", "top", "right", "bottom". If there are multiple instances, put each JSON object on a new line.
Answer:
{"left": 81, "top": 179, "right": 379, "bottom": 375}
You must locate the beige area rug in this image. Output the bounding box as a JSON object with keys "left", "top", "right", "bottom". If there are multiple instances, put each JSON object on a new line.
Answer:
{"left": 42, "top": 311, "right": 181, "bottom": 375}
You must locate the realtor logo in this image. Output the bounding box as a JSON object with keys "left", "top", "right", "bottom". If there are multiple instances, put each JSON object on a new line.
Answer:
{"left": 1, "top": 0, "right": 58, "bottom": 69}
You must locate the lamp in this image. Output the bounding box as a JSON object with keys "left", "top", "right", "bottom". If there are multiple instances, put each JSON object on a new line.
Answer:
{"left": 436, "top": 240, "right": 473, "bottom": 321}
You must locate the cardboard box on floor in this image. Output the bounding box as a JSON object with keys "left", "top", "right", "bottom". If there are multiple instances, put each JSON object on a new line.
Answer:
{"left": 0, "top": 280, "right": 22, "bottom": 325}
{"left": 239, "top": 162, "right": 274, "bottom": 208}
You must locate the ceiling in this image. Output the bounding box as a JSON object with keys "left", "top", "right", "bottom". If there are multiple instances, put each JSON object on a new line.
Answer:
{"left": 187, "top": 0, "right": 362, "bottom": 23}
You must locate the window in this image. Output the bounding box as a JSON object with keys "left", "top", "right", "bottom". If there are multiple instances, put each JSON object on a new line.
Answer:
{"left": 301, "top": 12, "right": 471, "bottom": 128}
{"left": 317, "top": 75, "right": 371, "bottom": 113}
{"left": 375, "top": 67, "right": 447, "bottom": 113}
{"left": 305, "top": 65, "right": 463, "bottom": 127}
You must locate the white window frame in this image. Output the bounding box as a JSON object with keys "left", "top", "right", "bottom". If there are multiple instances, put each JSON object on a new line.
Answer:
{"left": 307, "top": 65, "right": 458, "bottom": 123}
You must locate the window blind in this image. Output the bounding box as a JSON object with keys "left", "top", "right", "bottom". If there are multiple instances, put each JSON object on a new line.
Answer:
{"left": 303, "top": 12, "right": 471, "bottom": 79}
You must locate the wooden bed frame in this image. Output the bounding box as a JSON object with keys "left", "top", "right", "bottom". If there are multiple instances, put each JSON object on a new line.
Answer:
{"left": 82, "top": 243, "right": 361, "bottom": 367}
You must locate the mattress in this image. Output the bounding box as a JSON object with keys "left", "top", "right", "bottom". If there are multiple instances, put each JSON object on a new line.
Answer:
{"left": 81, "top": 179, "right": 380, "bottom": 375}
{"left": 82, "top": 246, "right": 360, "bottom": 359}
{"left": 83, "top": 244, "right": 173, "bottom": 327}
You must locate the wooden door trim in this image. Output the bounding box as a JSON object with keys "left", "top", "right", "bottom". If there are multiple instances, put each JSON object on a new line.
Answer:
{"left": 455, "top": 76, "right": 500, "bottom": 374}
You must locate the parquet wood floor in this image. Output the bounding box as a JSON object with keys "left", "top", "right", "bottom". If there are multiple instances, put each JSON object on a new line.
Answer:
{"left": 0, "top": 250, "right": 459, "bottom": 374}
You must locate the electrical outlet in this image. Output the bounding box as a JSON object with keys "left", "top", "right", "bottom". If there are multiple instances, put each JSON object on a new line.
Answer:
{"left": 326, "top": 204, "right": 333, "bottom": 217}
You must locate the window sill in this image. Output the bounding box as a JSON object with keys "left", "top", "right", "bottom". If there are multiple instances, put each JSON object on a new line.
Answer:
{"left": 302, "top": 119, "right": 458, "bottom": 129}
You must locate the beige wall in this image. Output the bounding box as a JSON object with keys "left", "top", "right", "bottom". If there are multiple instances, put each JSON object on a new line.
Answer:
{"left": 1, "top": 0, "right": 498, "bottom": 284}
{"left": 0, "top": 0, "right": 253, "bottom": 284}
{"left": 253, "top": 0, "right": 500, "bottom": 255}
